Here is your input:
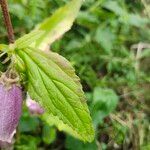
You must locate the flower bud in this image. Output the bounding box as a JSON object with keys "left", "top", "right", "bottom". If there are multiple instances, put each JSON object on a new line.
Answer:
{"left": 26, "top": 94, "right": 44, "bottom": 115}
{"left": 0, "top": 74, "right": 22, "bottom": 143}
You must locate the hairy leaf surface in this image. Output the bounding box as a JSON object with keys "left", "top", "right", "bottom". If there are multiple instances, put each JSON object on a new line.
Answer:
{"left": 33, "top": 0, "right": 82, "bottom": 50}
{"left": 16, "top": 48, "right": 94, "bottom": 142}
{"left": 15, "top": 31, "right": 44, "bottom": 49}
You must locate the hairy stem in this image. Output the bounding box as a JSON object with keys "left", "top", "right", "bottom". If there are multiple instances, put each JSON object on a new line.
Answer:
{"left": 0, "top": 0, "right": 15, "bottom": 43}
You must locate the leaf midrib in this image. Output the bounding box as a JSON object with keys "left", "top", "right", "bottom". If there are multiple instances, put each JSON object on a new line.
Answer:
{"left": 21, "top": 51, "right": 90, "bottom": 136}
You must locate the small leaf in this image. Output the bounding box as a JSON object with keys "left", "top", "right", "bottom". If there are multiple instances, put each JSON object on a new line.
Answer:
{"left": 102, "top": 1, "right": 125, "bottom": 16}
{"left": 95, "top": 27, "right": 115, "bottom": 53}
{"left": 33, "top": 0, "right": 82, "bottom": 50}
{"left": 92, "top": 87, "right": 119, "bottom": 127}
{"left": 127, "top": 14, "right": 148, "bottom": 27}
{"left": 42, "top": 125, "right": 56, "bottom": 144}
{"left": 19, "top": 111, "right": 40, "bottom": 132}
{"left": 15, "top": 31, "right": 44, "bottom": 49}
{"left": 16, "top": 48, "right": 94, "bottom": 142}
{"left": 93, "top": 87, "right": 118, "bottom": 114}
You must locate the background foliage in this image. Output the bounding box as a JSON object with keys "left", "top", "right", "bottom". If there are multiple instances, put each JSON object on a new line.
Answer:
{"left": 0, "top": 0, "right": 150, "bottom": 149}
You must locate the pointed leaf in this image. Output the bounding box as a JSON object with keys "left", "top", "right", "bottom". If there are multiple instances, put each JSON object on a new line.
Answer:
{"left": 16, "top": 48, "right": 94, "bottom": 142}
{"left": 33, "top": 0, "right": 82, "bottom": 50}
{"left": 42, "top": 112, "right": 86, "bottom": 141}
{"left": 15, "top": 31, "right": 44, "bottom": 49}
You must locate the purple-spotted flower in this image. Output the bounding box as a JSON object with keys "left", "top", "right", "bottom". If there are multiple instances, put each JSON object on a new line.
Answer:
{"left": 0, "top": 73, "right": 22, "bottom": 143}
{"left": 26, "top": 94, "right": 44, "bottom": 115}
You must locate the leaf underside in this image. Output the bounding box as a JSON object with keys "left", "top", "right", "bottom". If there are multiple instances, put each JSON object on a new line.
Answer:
{"left": 16, "top": 48, "right": 94, "bottom": 142}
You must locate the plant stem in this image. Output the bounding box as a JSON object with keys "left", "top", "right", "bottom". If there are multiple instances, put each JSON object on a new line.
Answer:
{"left": 0, "top": 0, "right": 15, "bottom": 43}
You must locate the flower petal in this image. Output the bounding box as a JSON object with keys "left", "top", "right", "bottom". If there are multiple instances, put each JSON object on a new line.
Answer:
{"left": 26, "top": 94, "right": 44, "bottom": 115}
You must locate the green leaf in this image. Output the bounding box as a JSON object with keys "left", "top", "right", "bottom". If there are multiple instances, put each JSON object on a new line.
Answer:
{"left": 95, "top": 27, "right": 115, "bottom": 53}
{"left": 42, "top": 112, "right": 84, "bottom": 141}
{"left": 92, "top": 87, "right": 119, "bottom": 127}
{"left": 127, "top": 14, "right": 149, "bottom": 27}
{"left": 33, "top": 0, "right": 82, "bottom": 50}
{"left": 15, "top": 31, "right": 44, "bottom": 49}
{"left": 102, "top": 1, "right": 125, "bottom": 16}
{"left": 19, "top": 110, "right": 40, "bottom": 132}
{"left": 65, "top": 135, "right": 98, "bottom": 150}
{"left": 16, "top": 48, "right": 94, "bottom": 142}
{"left": 0, "top": 44, "right": 8, "bottom": 52}
{"left": 93, "top": 87, "right": 118, "bottom": 114}
{"left": 42, "top": 125, "right": 56, "bottom": 144}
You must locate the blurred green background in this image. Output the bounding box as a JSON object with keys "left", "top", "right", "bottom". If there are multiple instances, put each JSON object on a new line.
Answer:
{"left": 0, "top": 0, "right": 150, "bottom": 149}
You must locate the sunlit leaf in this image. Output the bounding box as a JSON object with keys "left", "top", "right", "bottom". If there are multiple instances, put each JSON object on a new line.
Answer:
{"left": 16, "top": 48, "right": 94, "bottom": 142}
{"left": 15, "top": 31, "right": 44, "bottom": 49}
{"left": 95, "top": 27, "right": 115, "bottom": 53}
{"left": 42, "top": 113, "right": 86, "bottom": 141}
{"left": 32, "top": 0, "right": 82, "bottom": 50}
{"left": 0, "top": 44, "right": 8, "bottom": 52}
{"left": 102, "top": 1, "right": 125, "bottom": 16}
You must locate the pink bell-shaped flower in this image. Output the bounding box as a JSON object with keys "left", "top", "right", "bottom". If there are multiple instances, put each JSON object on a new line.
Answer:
{"left": 0, "top": 73, "right": 22, "bottom": 143}
{"left": 26, "top": 94, "right": 44, "bottom": 115}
